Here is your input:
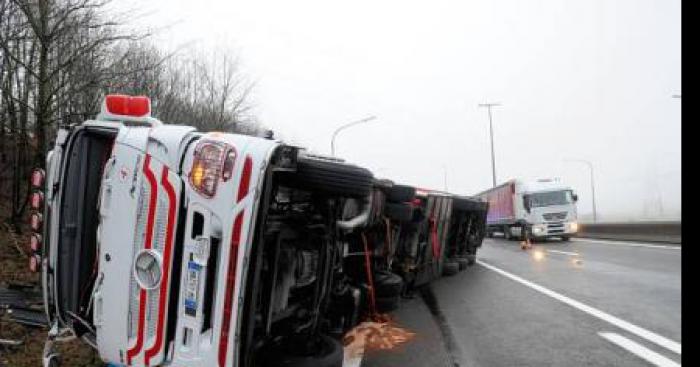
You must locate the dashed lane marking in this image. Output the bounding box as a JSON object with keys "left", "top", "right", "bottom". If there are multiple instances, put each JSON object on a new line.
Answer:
{"left": 477, "top": 259, "right": 681, "bottom": 355}
{"left": 599, "top": 332, "right": 680, "bottom": 367}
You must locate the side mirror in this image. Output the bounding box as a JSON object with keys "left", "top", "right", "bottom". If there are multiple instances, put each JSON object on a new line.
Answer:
{"left": 572, "top": 194, "right": 579, "bottom": 202}
{"left": 523, "top": 195, "right": 531, "bottom": 213}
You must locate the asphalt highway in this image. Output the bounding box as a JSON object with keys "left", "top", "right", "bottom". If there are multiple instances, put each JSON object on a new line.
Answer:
{"left": 358, "top": 236, "right": 682, "bottom": 367}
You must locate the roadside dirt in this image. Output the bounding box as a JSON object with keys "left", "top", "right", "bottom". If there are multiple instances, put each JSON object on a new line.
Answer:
{"left": 0, "top": 224, "right": 100, "bottom": 367}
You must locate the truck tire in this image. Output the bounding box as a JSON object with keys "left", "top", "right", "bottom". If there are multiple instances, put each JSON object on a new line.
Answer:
{"left": 384, "top": 202, "right": 413, "bottom": 222}
{"left": 561, "top": 236, "right": 571, "bottom": 242}
{"left": 373, "top": 270, "right": 403, "bottom": 297}
{"left": 456, "top": 257, "right": 470, "bottom": 270}
{"left": 442, "top": 261, "right": 459, "bottom": 276}
{"left": 258, "top": 334, "right": 343, "bottom": 367}
{"left": 467, "top": 254, "right": 476, "bottom": 266}
{"left": 504, "top": 226, "right": 513, "bottom": 240}
{"left": 280, "top": 156, "right": 374, "bottom": 198}
{"left": 385, "top": 184, "right": 415, "bottom": 203}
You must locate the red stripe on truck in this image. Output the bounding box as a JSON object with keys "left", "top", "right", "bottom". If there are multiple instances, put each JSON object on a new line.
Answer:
{"left": 144, "top": 166, "right": 177, "bottom": 365}
{"left": 218, "top": 156, "right": 253, "bottom": 367}
{"left": 127, "top": 154, "right": 158, "bottom": 365}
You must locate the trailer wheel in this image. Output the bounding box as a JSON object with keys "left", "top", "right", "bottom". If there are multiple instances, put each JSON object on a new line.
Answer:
{"left": 280, "top": 156, "right": 374, "bottom": 198}
{"left": 456, "top": 257, "right": 470, "bottom": 270}
{"left": 385, "top": 184, "right": 415, "bottom": 203}
{"left": 373, "top": 269, "right": 403, "bottom": 298}
{"left": 466, "top": 253, "right": 476, "bottom": 265}
{"left": 442, "top": 261, "right": 459, "bottom": 276}
{"left": 384, "top": 203, "right": 413, "bottom": 222}
{"left": 258, "top": 334, "right": 343, "bottom": 367}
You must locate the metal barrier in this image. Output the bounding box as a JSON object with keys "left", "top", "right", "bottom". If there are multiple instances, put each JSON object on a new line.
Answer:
{"left": 577, "top": 221, "right": 681, "bottom": 244}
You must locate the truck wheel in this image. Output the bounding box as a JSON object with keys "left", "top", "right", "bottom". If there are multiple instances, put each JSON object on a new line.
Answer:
{"left": 384, "top": 202, "right": 413, "bottom": 222}
{"left": 503, "top": 226, "right": 513, "bottom": 240}
{"left": 280, "top": 156, "right": 374, "bottom": 198}
{"left": 561, "top": 236, "right": 571, "bottom": 242}
{"left": 258, "top": 334, "right": 343, "bottom": 367}
{"left": 466, "top": 253, "right": 476, "bottom": 266}
{"left": 456, "top": 257, "right": 470, "bottom": 270}
{"left": 385, "top": 184, "right": 415, "bottom": 203}
{"left": 442, "top": 261, "right": 459, "bottom": 276}
{"left": 373, "top": 270, "right": 403, "bottom": 298}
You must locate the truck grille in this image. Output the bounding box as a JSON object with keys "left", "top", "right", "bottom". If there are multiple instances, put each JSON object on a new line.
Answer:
{"left": 543, "top": 212, "right": 567, "bottom": 221}
{"left": 546, "top": 222, "right": 565, "bottom": 234}
{"left": 129, "top": 184, "right": 149, "bottom": 339}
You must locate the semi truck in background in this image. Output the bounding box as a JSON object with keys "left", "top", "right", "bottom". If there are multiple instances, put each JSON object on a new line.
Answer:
{"left": 476, "top": 178, "right": 579, "bottom": 241}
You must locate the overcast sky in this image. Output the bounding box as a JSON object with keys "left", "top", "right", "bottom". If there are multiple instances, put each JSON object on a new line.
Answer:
{"left": 137, "top": 0, "right": 681, "bottom": 221}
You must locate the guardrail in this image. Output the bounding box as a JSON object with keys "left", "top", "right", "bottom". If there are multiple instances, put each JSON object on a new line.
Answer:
{"left": 577, "top": 221, "right": 681, "bottom": 244}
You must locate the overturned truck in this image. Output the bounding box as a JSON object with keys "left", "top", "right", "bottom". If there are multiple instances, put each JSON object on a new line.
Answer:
{"left": 27, "top": 95, "right": 488, "bottom": 367}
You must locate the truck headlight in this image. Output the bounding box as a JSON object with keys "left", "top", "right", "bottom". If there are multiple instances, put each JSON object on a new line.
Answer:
{"left": 533, "top": 225, "right": 545, "bottom": 234}
{"left": 567, "top": 222, "right": 578, "bottom": 232}
{"left": 189, "top": 139, "right": 236, "bottom": 198}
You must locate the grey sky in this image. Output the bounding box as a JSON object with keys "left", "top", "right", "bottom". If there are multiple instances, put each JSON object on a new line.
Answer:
{"left": 138, "top": 0, "right": 681, "bottom": 221}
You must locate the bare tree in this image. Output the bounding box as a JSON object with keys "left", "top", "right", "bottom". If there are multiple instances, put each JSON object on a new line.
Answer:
{"left": 0, "top": 0, "right": 261, "bottom": 227}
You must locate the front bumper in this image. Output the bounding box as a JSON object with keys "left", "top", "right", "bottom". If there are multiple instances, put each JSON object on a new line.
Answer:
{"left": 531, "top": 222, "right": 577, "bottom": 238}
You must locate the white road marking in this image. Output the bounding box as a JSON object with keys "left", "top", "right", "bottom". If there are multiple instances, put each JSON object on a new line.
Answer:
{"left": 599, "top": 332, "right": 681, "bottom": 367}
{"left": 573, "top": 238, "right": 681, "bottom": 250}
{"left": 546, "top": 249, "right": 579, "bottom": 256}
{"left": 476, "top": 259, "right": 682, "bottom": 355}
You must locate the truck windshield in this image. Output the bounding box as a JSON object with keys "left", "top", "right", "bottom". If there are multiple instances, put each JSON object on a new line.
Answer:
{"left": 528, "top": 190, "right": 573, "bottom": 208}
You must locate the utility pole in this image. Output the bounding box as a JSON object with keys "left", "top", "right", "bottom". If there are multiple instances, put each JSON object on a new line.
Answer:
{"left": 330, "top": 115, "right": 377, "bottom": 156}
{"left": 443, "top": 165, "right": 448, "bottom": 191}
{"left": 478, "top": 102, "right": 501, "bottom": 187}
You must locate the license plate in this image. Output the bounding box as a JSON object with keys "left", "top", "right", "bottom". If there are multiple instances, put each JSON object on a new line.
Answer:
{"left": 184, "top": 261, "right": 202, "bottom": 317}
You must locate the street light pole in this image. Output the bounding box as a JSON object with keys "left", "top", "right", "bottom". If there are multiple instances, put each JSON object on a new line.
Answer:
{"left": 478, "top": 102, "right": 501, "bottom": 187}
{"left": 564, "top": 159, "right": 598, "bottom": 223}
{"left": 330, "top": 115, "right": 377, "bottom": 156}
{"left": 443, "top": 165, "right": 448, "bottom": 191}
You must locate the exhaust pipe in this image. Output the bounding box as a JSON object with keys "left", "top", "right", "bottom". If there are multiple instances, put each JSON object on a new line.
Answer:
{"left": 337, "top": 194, "right": 373, "bottom": 231}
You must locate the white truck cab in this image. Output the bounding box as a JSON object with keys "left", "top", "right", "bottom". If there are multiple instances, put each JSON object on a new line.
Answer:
{"left": 518, "top": 179, "right": 579, "bottom": 239}
{"left": 34, "top": 94, "right": 375, "bottom": 367}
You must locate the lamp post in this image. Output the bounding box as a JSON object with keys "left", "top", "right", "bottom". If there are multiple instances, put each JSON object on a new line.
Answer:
{"left": 564, "top": 158, "right": 598, "bottom": 223}
{"left": 478, "top": 102, "right": 501, "bottom": 187}
{"left": 330, "top": 115, "right": 377, "bottom": 156}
